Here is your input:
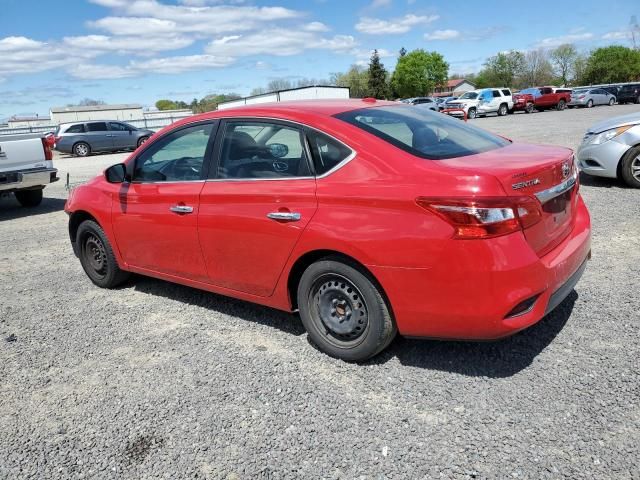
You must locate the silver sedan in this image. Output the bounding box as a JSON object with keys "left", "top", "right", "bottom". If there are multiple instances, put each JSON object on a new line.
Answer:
{"left": 577, "top": 111, "right": 640, "bottom": 187}
{"left": 569, "top": 88, "right": 616, "bottom": 108}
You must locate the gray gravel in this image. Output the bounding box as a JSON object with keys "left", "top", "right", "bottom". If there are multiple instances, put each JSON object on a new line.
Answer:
{"left": 1, "top": 104, "right": 639, "bottom": 479}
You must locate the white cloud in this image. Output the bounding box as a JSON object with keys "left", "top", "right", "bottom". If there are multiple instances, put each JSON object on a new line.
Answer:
{"left": 534, "top": 32, "right": 593, "bottom": 48}
{"left": 602, "top": 30, "right": 630, "bottom": 40}
{"left": 0, "top": 36, "right": 97, "bottom": 74}
{"left": 425, "top": 29, "right": 460, "bottom": 40}
{"left": 63, "top": 34, "right": 194, "bottom": 54}
{"left": 304, "top": 21, "right": 330, "bottom": 32}
{"left": 206, "top": 30, "right": 357, "bottom": 57}
{"left": 355, "top": 14, "right": 438, "bottom": 35}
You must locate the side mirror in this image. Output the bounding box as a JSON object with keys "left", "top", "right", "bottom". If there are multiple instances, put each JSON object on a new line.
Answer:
{"left": 105, "top": 163, "right": 127, "bottom": 183}
{"left": 268, "top": 143, "right": 289, "bottom": 158}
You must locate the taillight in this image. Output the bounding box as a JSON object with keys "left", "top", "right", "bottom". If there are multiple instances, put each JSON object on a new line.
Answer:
{"left": 41, "top": 137, "right": 53, "bottom": 161}
{"left": 416, "top": 196, "right": 542, "bottom": 239}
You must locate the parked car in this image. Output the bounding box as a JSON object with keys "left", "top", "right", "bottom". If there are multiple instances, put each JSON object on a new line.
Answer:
{"left": 401, "top": 97, "right": 439, "bottom": 111}
{"left": 444, "top": 88, "right": 513, "bottom": 119}
{"left": 616, "top": 83, "right": 640, "bottom": 104}
{"left": 0, "top": 133, "right": 58, "bottom": 207}
{"left": 602, "top": 85, "right": 621, "bottom": 99}
{"left": 65, "top": 99, "right": 591, "bottom": 361}
{"left": 513, "top": 87, "right": 572, "bottom": 113}
{"left": 437, "top": 96, "right": 457, "bottom": 111}
{"left": 54, "top": 121, "right": 154, "bottom": 157}
{"left": 577, "top": 111, "right": 640, "bottom": 188}
{"left": 569, "top": 88, "right": 616, "bottom": 108}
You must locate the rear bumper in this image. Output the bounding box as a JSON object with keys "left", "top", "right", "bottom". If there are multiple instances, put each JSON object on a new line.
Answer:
{"left": 0, "top": 168, "right": 58, "bottom": 192}
{"left": 369, "top": 195, "right": 591, "bottom": 340}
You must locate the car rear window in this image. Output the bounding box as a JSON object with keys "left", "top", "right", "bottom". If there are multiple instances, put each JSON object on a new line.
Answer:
{"left": 335, "top": 106, "right": 509, "bottom": 160}
{"left": 65, "top": 124, "right": 85, "bottom": 133}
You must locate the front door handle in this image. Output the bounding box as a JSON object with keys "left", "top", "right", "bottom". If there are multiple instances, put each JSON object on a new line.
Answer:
{"left": 170, "top": 205, "right": 194, "bottom": 214}
{"left": 267, "top": 212, "right": 301, "bottom": 222}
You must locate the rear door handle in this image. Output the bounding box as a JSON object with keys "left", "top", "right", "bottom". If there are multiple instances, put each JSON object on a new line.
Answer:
{"left": 267, "top": 212, "right": 301, "bottom": 221}
{"left": 170, "top": 205, "right": 194, "bottom": 214}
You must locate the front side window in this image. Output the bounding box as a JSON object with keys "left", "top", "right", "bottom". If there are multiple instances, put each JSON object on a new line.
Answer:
{"left": 217, "top": 121, "right": 310, "bottom": 179}
{"left": 109, "top": 122, "right": 129, "bottom": 131}
{"left": 459, "top": 92, "right": 478, "bottom": 100}
{"left": 87, "top": 122, "right": 108, "bottom": 132}
{"left": 133, "top": 123, "right": 214, "bottom": 182}
{"left": 335, "top": 105, "right": 509, "bottom": 160}
{"left": 306, "top": 129, "right": 353, "bottom": 176}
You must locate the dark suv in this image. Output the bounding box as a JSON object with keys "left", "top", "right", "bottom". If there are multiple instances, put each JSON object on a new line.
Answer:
{"left": 616, "top": 84, "right": 640, "bottom": 104}
{"left": 54, "top": 121, "right": 154, "bottom": 157}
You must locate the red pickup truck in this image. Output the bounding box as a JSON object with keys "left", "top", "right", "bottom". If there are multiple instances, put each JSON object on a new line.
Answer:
{"left": 513, "top": 87, "right": 572, "bottom": 113}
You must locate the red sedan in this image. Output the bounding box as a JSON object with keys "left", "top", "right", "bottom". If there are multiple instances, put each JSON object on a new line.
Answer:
{"left": 65, "top": 99, "right": 591, "bottom": 361}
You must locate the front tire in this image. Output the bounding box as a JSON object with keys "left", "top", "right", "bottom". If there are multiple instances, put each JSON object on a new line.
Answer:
{"left": 14, "top": 188, "right": 43, "bottom": 207}
{"left": 77, "top": 220, "right": 130, "bottom": 288}
{"left": 297, "top": 258, "right": 396, "bottom": 362}
{"left": 608, "top": 98, "right": 615, "bottom": 106}
{"left": 525, "top": 102, "right": 535, "bottom": 114}
{"left": 620, "top": 146, "right": 640, "bottom": 188}
{"left": 137, "top": 136, "right": 149, "bottom": 148}
{"left": 74, "top": 142, "right": 90, "bottom": 157}
{"left": 467, "top": 107, "right": 477, "bottom": 119}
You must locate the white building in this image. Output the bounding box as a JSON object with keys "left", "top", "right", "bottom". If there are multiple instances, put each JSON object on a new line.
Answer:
{"left": 218, "top": 86, "right": 351, "bottom": 110}
{"left": 49, "top": 104, "right": 143, "bottom": 124}
{"left": 7, "top": 115, "right": 52, "bottom": 128}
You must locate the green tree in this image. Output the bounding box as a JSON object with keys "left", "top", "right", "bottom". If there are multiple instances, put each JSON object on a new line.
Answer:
{"left": 583, "top": 46, "right": 640, "bottom": 84}
{"left": 367, "top": 49, "right": 390, "bottom": 99}
{"left": 155, "top": 99, "right": 177, "bottom": 110}
{"left": 332, "top": 65, "right": 369, "bottom": 98}
{"left": 550, "top": 44, "right": 578, "bottom": 86}
{"left": 390, "top": 49, "right": 448, "bottom": 98}
{"left": 478, "top": 50, "right": 525, "bottom": 87}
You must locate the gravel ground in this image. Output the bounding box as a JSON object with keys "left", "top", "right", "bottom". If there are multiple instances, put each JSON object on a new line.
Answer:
{"left": 1, "top": 104, "right": 639, "bottom": 479}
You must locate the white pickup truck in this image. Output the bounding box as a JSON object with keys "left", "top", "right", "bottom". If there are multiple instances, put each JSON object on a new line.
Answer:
{"left": 0, "top": 133, "right": 58, "bottom": 207}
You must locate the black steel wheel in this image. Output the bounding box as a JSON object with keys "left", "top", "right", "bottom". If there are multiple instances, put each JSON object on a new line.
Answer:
{"left": 77, "top": 220, "right": 130, "bottom": 288}
{"left": 297, "top": 258, "right": 396, "bottom": 362}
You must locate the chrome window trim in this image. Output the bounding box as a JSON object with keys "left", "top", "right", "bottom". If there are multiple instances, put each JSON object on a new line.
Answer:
{"left": 209, "top": 116, "right": 357, "bottom": 182}
{"left": 128, "top": 179, "right": 206, "bottom": 185}
{"left": 534, "top": 169, "right": 578, "bottom": 204}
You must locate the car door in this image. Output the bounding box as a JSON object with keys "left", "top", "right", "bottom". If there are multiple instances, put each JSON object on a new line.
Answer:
{"left": 538, "top": 87, "right": 553, "bottom": 107}
{"left": 108, "top": 122, "right": 136, "bottom": 149}
{"left": 198, "top": 119, "right": 318, "bottom": 297}
{"left": 85, "top": 122, "right": 112, "bottom": 151}
{"left": 594, "top": 89, "right": 606, "bottom": 105}
{"left": 111, "top": 121, "right": 218, "bottom": 282}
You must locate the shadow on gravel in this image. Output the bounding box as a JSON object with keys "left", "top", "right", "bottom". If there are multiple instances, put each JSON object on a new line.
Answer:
{"left": 133, "top": 277, "right": 306, "bottom": 336}
{"left": 371, "top": 291, "right": 578, "bottom": 378}
{"left": 579, "top": 172, "right": 625, "bottom": 188}
{"left": 0, "top": 196, "right": 66, "bottom": 221}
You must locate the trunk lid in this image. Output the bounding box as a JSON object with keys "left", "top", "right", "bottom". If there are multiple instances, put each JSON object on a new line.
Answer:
{"left": 440, "top": 143, "right": 578, "bottom": 256}
{"left": 0, "top": 134, "right": 48, "bottom": 173}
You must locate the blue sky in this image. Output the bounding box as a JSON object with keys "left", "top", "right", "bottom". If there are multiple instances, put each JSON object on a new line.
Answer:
{"left": 0, "top": 0, "right": 637, "bottom": 118}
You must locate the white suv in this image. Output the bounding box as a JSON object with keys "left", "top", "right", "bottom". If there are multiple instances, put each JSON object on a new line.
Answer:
{"left": 444, "top": 88, "right": 513, "bottom": 119}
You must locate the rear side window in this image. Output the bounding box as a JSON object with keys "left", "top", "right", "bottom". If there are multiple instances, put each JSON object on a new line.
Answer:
{"left": 86, "top": 122, "right": 107, "bottom": 132}
{"left": 501, "top": 89, "right": 511, "bottom": 96}
{"left": 65, "top": 124, "right": 85, "bottom": 133}
{"left": 306, "top": 130, "right": 353, "bottom": 176}
{"left": 492, "top": 90, "right": 501, "bottom": 98}
{"left": 335, "top": 106, "right": 509, "bottom": 160}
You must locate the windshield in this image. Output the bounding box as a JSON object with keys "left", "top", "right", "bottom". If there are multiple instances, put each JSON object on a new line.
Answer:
{"left": 335, "top": 105, "right": 509, "bottom": 160}
{"left": 459, "top": 92, "right": 478, "bottom": 100}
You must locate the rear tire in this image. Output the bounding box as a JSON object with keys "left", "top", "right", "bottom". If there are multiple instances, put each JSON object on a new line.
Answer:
{"left": 620, "top": 146, "right": 640, "bottom": 188}
{"left": 498, "top": 103, "right": 508, "bottom": 116}
{"left": 73, "top": 142, "right": 90, "bottom": 157}
{"left": 14, "top": 188, "right": 43, "bottom": 207}
{"left": 557, "top": 99, "right": 566, "bottom": 111}
{"left": 77, "top": 220, "right": 130, "bottom": 288}
{"left": 525, "top": 102, "right": 535, "bottom": 114}
{"left": 137, "top": 136, "right": 149, "bottom": 148}
{"left": 586, "top": 99, "right": 594, "bottom": 108}
{"left": 297, "top": 258, "right": 396, "bottom": 362}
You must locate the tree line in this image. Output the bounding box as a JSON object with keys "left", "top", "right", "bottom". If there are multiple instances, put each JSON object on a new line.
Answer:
{"left": 155, "top": 44, "right": 640, "bottom": 112}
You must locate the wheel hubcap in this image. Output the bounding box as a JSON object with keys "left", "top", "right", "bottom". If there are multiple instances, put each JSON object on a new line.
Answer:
{"left": 632, "top": 156, "right": 640, "bottom": 181}
{"left": 313, "top": 275, "right": 368, "bottom": 342}
{"left": 77, "top": 145, "right": 87, "bottom": 155}
{"left": 84, "top": 234, "right": 107, "bottom": 276}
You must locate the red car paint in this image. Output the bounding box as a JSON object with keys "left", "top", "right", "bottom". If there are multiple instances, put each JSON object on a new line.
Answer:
{"left": 513, "top": 87, "right": 572, "bottom": 112}
{"left": 65, "top": 99, "right": 591, "bottom": 340}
